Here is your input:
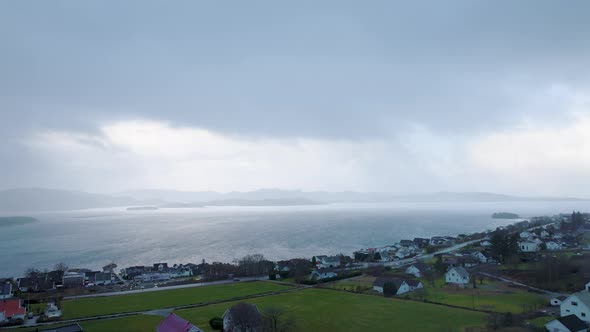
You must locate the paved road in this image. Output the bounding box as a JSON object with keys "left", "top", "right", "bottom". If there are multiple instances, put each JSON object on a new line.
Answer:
{"left": 64, "top": 276, "right": 268, "bottom": 300}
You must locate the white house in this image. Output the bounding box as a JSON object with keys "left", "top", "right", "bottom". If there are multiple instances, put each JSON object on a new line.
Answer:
{"left": 316, "top": 256, "right": 340, "bottom": 269}
{"left": 552, "top": 295, "right": 569, "bottom": 306}
{"left": 561, "top": 290, "right": 590, "bottom": 322}
{"left": 541, "top": 230, "right": 551, "bottom": 238}
{"left": 545, "top": 314, "right": 588, "bottom": 332}
{"left": 518, "top": 241, "right": 539, "bottom": 252}
{"left": 470, "top": 251, "right": 488, "bottom": 263}
{"left": 310, "top": 269, "right": 337, "bottom": 280}
{"left": 480, "top": 240, "right": 492, "bottom": 247}
{"left": 520, "top": 231, "right": 533, "bottom": 239}
{"left": 405, "top": 262, "right": 431, "bottom": 278}
{"left": 546, "top": 241, "right": 562, "bottom": 251}
{"left": 372, "top": 277, "right": 411, "bottom": 295}
{"left": 445, "top": 266, "right": 470, "bottom": 285}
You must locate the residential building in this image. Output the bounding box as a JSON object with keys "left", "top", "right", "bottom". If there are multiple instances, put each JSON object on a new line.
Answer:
{"left": 310, "top": 269, "right": 337, "bottom": 280}
{"left": 0, "top": 298, "right": 26, "bottom": 323}
{"left": 561, "top": 290, "right": 590, "bottom": 322}
{"left": 372, "top": 277, "right": 411, "bottom": 295}
{"left": 552, "top": 296, "right": 569, "bottom": 306}
{"left": 518, "top": 241, "right": 539, "bottom": 252}
{"left": 545, "top": 314, "right": 588, "bottom": 332}
{"left": 469, "top": 251, "right": 488, "bottom": 263}
{"left": 520, "top": 231, "right": 533, "bottom": 239}
{"left": 222, "top": 303, "right": 263, "bottom": 332}
{"left": 546, "top": 241, "right": 563, "bottom": 250}
{"left": 0, "top": 283, "right": 12, "bottom": 299}
{"left": 93, "top": 272, "right": 113, "bottom": 285}
{"left": 445, "top": 266, "right": 470, "bottom": 285}
{"left": 413, "top": 237, "right": 430, "bottom": 248}
{"left": 480, "top": 240, "right": 492, "bottom": 247}
{"left": 154, "top": 263, "right": 169, "bottom": 271}
{"left": 405, "top": 262, "right": 432, "bottom": 278}
{"left": 134, "top": 272, "right": 171, "bottom": 283}
{"left": 406, "top": 279, "right": 424, "bottom": 291}
{"left": 62, "top": 272, "right": 85, "bottom": 288}
{"left": 16, "top": 277, "right": 55, "bottom": 293}
{"left": 316, "top": 256, "right": 340, "bottom": 269}
{"left": 157, "top": 313, "right": 203, "bottom": 332}
{"left": 120, "top": 266, "right": 150, "bottom": 280}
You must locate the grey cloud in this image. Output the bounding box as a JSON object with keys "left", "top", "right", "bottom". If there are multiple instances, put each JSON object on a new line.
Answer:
{"left": 1, "top": 1, "right": 590, "bottom": 193}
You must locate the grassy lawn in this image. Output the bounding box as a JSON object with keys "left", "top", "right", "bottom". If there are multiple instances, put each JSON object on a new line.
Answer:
{"left": 61, "top": 281, "right": 291, "bottom": 320}
{"left": 175, "top": 288, "right": 487, "bottom": 332}
{"left": 526, "top": 316, "right": 554, "bottom": 328}
{"left": 410, "top": 279, "right": 546, "bottom": 313}
{"left": 323, "top": 275, "right": 375, "bottom": 292}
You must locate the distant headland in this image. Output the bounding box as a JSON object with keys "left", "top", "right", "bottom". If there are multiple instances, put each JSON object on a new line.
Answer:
{"left": 491, "top": 212, "right": 520, "bottom": 219}
{"left": 0, "top": 216, "right": 38, "bottom": 227}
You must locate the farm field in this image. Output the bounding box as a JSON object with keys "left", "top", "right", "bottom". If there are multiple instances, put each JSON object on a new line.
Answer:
{"left": 60, "top": 281, "right": 292, "bottom": 319}
{"left": 175, "top": 288, "right": 488, "bottom": 332}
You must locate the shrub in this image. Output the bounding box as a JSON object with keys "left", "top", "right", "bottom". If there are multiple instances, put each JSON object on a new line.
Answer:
{"left": 209, "top": 317, "right": 223, "bottom": 330}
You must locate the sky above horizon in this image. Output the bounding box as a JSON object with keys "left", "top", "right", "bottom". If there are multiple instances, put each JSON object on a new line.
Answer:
{"left": 2, "top": 1, "right": 590, "bottom": 196}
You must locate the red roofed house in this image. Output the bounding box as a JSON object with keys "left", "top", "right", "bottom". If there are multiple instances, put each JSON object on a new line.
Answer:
{"left": 156, "top": 313, "right": 203, "bottom": 332}
{"left": 0, "top": 298, "right": 26, "bottom": 323}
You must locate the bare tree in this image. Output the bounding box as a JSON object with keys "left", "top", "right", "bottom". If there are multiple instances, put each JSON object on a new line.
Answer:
{"left": 24, "top": 267, "right": 41, "bottom": 278}
{"left": 262, "top": 306, "right": 298, "bottom": 332}
{"left": 225, "top": 303, "right": 263, "bottom": 332}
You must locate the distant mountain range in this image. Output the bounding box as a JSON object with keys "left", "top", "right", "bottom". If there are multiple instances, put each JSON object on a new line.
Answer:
{"left": 0, "top": 187, "right": 588, "bottom": 212}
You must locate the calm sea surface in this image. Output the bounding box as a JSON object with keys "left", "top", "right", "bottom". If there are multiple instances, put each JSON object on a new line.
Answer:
{"left": 0, "top": 201, "right": 588, "bottom": 277}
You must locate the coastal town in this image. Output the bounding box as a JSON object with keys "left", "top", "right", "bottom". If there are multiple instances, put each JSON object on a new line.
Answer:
{"left": 1, "top": 211, "right": 589, "bottom": 332}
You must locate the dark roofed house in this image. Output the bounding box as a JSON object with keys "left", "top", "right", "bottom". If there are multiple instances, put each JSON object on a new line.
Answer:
{"left": 413, "top": 237, "right": 430, "bottom": 248}
{"left": 93, "top": 272, "right": 113, "bottom": 285}
{"left": 222, "top": 302, "right": 263, "bottom": 332}
{"left": 38, "top": 323, "right": 84, "bottom": 332}
{"left": 17, "top": 277, "right": 55, "bottom": 293}
{"left": 545, "top": 314, "right": 588, "bottom": 332}
{"left": 399, "top": 240, "right": 416, "bottom": 247}
{"left": 157, "top": 313, "right": 203, "bottom": 332}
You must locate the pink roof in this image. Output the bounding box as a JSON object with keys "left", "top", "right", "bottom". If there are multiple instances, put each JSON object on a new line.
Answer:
{"left": 0, "top": 298, "right": 26, "bottom": 318}
{"left": 157, "top": 313, "right": 199, "bottom": 332}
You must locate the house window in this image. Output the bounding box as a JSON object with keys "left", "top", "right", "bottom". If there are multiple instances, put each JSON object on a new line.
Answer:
{"left": 572, "top": 301, "right": 578, "bottom": 306}
{"left": 581, "top": 312, "right": 586, "bottom": 317}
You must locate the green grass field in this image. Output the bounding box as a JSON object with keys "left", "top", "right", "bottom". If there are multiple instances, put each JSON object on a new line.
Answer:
{"left": 409, "top": 279, "right": 546, "bottom": 313}
{"left": 61, "top": 281, "right": 291, "bottom": 319}
{"left": 8, "top": 286, "right": 488, "bottom": 332}
{"left": 175, "top": 288, "right": 487, "bottom": 332}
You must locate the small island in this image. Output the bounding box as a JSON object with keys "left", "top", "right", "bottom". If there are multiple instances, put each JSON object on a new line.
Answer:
{"left": 491, "top": 212, "right": 520, "bottom": 219}
{"left": 126, "top": 206, "right": 159, "bottom": 211}
{"left": 0, "top": 216, "right": 38, "bottom": 227}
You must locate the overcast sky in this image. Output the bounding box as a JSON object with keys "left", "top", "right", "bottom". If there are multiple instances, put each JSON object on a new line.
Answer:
{"left": 2, "top": 1, "right": 590, "bottom": 196}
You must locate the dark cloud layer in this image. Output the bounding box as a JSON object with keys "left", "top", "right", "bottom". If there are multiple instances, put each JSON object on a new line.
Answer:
{"left": 1, "top": 1, "right": 590, "bottom": 193}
